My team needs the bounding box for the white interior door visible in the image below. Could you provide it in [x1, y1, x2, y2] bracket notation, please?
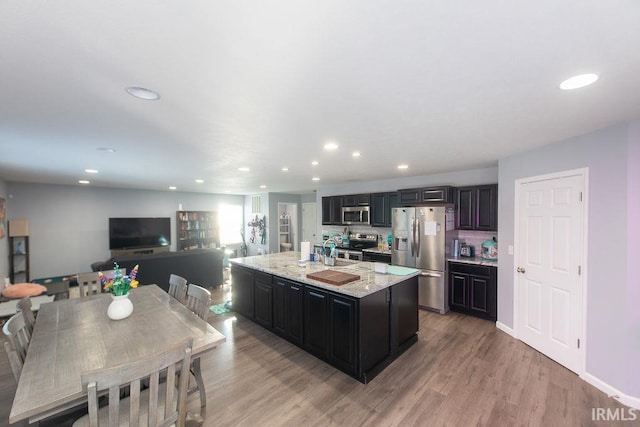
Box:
[515, 170, 585, 374]
[302, 202, 317, 244]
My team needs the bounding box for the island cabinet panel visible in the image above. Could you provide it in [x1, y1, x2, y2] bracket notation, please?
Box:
[230, 260, 419, 384]
[273, 278, 304, 346]
[392, 276, 419, 348]
[359, 289, 390, 374]
[328, 294, 358, 374]
[304, 287, 328, 357]
[231, 265, 254, 319]
[254, 272, 273, 328]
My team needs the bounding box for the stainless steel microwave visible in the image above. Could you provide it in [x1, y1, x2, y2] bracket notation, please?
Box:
[341, 206, 370, 225]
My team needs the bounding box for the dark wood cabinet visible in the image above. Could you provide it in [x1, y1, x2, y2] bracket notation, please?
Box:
[231, 265, 254, 319]
[230, 263, 418, 383]
[362, 251, 392, 264]
[342, 194, 370, 207]
[254, 272, 273, 328]
[448, 262, 497, 321]
[273, 278, 304, 346]
[328, 294, 358, 374]
[371, 192, 398, 227]
[455, 184, 497, 231]
[321, 196, 343, 225]
[304, 287, 328, 357]
[398, 186, 455, 204]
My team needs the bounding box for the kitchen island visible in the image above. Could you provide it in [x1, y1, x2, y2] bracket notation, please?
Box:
[230, 252, 419, 383]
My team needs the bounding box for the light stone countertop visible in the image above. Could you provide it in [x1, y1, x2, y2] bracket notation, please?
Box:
[230, 251, 419, 299]
[362, 248, 392, 255]
[447, 255, 498, 268]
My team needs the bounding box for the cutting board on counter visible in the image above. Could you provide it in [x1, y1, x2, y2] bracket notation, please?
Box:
[306, 270, 360, 286]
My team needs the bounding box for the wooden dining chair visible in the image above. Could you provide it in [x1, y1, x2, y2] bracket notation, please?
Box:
[77, 272, 102, 297]
[185, 284, 211, 408]
[16, 296, 36, 335]
[3, 312, 32, 381]
[168, 274, 188, 304]
[72, 338, 193, 427]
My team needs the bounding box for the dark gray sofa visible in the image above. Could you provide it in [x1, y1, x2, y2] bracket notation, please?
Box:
[93, 249, 224, 293]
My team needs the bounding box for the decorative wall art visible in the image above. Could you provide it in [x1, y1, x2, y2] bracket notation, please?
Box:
[247, 214, 267, 245]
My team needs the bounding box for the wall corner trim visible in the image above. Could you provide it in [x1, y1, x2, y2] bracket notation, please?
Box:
[582, 372, 640, 410]
[495, 321, 514, 336]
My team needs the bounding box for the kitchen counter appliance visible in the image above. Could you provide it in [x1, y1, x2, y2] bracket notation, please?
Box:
[341, 206, 370, 225]
[392, 205, 455, 314]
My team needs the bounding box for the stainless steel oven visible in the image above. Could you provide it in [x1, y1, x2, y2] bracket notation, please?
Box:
[341, 206, 370, 225]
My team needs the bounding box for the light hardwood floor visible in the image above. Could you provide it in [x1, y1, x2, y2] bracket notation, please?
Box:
[1, 283, 635, 426]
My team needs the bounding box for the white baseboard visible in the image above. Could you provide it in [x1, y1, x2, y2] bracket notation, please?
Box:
[495, 321, 514, 337]
[582, 372, 640, 410]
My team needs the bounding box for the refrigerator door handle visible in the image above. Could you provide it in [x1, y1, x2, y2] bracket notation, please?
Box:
[420, 271, 443, 278]
[415, 218, 421, 257]
[411, 216, 416, 256]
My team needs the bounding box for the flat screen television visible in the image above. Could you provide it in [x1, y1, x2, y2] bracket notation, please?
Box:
[109, 217, 171, 250]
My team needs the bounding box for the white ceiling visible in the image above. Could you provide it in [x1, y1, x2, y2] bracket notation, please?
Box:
[2, 1, 640, 195]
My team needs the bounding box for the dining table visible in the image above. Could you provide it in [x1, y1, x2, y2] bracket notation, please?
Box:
[9, 284, 226, 424]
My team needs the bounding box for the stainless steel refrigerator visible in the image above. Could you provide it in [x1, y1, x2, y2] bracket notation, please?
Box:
[391, 205, 455, 314]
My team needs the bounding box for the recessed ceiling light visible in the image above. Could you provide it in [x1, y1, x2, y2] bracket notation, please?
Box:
[238, 167, 250, 172]
[195, 179, 204, 184]
[78, 180, 90, 185]
[259, 185, 267, 189]
[560, 73, 598, 90]
[323, 142, 339, 150]
[169, 186, 177, 190]
[125, 87, 160, 100]
[312, 177, 320, 181]
[397, 164, 409, 170]
[352, 151, 361, 158]
[97, 147, 116, 153]
[282, 167, 289, 172]
[311, 161, 319, 166]
[84, 169, 98, 174]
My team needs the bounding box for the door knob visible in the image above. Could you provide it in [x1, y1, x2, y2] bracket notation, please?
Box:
[517, 267, 526, 273]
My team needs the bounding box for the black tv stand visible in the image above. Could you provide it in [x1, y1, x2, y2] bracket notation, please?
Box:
[110, 246, 170, 258]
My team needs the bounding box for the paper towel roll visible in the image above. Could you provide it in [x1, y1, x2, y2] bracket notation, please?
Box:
[300, 241, 311, 261]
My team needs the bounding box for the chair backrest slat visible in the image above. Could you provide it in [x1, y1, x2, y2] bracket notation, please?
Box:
[81, 338, 193, 427]
[77, 272, 102, 297]
[3, 312, 31, 363]
[16, 297, 35, 335]
[185, 284, 211, 321]
[168, 274, 188, 304]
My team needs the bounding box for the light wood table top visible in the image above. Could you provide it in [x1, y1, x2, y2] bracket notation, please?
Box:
[9, 285, 226, 424]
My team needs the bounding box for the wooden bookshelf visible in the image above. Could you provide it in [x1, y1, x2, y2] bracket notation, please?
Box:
[176, 210, 220, 251]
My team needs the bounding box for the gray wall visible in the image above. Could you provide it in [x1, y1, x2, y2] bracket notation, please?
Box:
[498, 122, 637, 399]
[626, 122, 640, 397]
[5, 183, 244, 278]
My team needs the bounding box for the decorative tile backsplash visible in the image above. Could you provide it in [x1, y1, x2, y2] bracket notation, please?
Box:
[454, 230, 498, 255]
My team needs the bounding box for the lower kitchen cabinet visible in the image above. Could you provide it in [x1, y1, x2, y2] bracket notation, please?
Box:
[230, 265, 254, 319]
[230, 262, 418, 383]
[328, 294, 358, 374]
[254, 272, 273, 328]
[304, 286, 328, 357]
[273, 278, 304, 346]
[448, 262, 497, 321]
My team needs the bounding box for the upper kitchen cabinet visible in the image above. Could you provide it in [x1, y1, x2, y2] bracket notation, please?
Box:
[342, 194, 370, 207]
[398, 186, 455, 204]
[370, 192, 398, 227]
[455, 184, 498, 231]
[322, 196, 343, 225]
